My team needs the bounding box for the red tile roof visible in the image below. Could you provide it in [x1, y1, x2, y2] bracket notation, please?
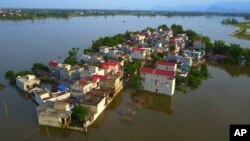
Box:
[157, 61, 176, 67]
[132, 48, 146, 52]
[92, 76, 99, 83]
[140, 67, 155, 74]
[155, 69, 175, 77]
[49, 60, 59, 67]
[140, 67, 175, 77]
[105, 61, 120, 66]
[102, 64, 108, 69]
[92, 75, 108, 81]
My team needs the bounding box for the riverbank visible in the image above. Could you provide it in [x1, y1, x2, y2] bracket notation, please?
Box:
[231, 22, 250, 40]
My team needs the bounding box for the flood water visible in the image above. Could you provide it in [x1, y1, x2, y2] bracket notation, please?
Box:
[0, 16, 250, 141]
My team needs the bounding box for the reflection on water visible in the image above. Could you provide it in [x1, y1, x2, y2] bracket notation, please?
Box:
[131, 90, 173, 114]
[208, 62, 250, 77]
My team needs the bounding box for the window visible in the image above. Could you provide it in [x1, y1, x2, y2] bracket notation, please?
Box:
[142, 86, 144, 90]
[155, 80, 159, 85]
[155, 89, 158, 92]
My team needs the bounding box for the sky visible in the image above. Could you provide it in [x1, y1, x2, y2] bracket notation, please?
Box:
[0, 0, 250, 10]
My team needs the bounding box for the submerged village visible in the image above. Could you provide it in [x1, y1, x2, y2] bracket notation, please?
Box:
[5, 24, 249, 132]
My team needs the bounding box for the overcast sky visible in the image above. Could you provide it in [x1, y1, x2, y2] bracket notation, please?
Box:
[0, 0, 250, 9]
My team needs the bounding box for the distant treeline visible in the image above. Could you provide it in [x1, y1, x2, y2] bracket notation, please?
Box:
[1, 8, 250, 20]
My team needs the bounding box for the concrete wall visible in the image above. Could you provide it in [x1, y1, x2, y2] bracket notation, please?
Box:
[141, 73, 175, 95]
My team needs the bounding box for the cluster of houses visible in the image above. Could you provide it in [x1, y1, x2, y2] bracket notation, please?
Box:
[16, 59, 124, 129]
[15, 26, 205, 131]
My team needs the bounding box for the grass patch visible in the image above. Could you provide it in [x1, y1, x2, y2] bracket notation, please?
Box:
[0, 83, 5, 90]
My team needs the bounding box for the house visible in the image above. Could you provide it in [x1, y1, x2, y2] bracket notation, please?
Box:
[140, 67, 176, 95]
[156, 61, 177, 71]
[16, 75, 40, 91]
[166, 53, 193, 66]
[100, 74, 123, 95]
[130, 48, 147, 60]
[59, 64, 84, 81]
[102, 61, 121, 75]
[81, 90, 110, 116]
[48, 60, 61, 77]
[80, 66, 105, 78]
[183, 49, 203, 60]
[99, 46, 113, 54]
[81, 53, 104, 63]
[70, 78, 95, 95]
[107, 49, 119, 57]
[34, 89, 71, 105]
[37, 101, 72, 128]
[193, 39, 205, 50]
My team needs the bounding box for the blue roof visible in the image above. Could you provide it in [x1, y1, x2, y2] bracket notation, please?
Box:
[57, 85, 68, 91]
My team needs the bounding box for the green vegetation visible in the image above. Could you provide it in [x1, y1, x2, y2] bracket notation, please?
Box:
[123, 61, 142, 88]
[176, 64, 210, 91]
[158, 24, 168, 31]
[171, 24, 184, 36]
[85, 31, 132, 52]
[0, 83, 5, 90]
[231, 22, 250, 40]
[64, 47, 80, 66]
[221, 17, 239, 24]
[5, 70, 34, 86]
[71, 105, 89, 123]
[31, 63, 49, 72]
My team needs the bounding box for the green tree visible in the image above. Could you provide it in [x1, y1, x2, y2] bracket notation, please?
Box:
[5, 70, 15, 80]
[200, 64, 210, 77]
[171, 24, 184, 35]
[31, 63, 49, 72]
[71, 105, 89, 123]
[131, 74, 142, 88]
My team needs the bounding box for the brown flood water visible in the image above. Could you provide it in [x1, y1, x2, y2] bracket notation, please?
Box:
[1, 64, 250, 141]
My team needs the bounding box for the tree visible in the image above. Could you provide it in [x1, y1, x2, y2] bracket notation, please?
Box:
[71, 105, 89, 123]
[64, 47, 80, 65]
[5, 70, 15, 80]
[131, 74, 142, 88]
[171, 24, 184, 35]
[31, 63, 49, 72]
[200, 64, 210, 77]
[158, 24, 168, 31]
[186, 29, 199, 41]
[201, 36, 213, 53]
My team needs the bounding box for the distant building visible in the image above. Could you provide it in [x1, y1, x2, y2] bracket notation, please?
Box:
[99, 46, 113, 54]
[102, 61, 121, 75]
[16, 75, 40, 91]
[140, 66, 176, 95]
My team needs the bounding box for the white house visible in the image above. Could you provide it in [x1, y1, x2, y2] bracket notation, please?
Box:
[99, 46, 113, 54]
[102, 61, 121, 75]
[156, 61, 177, 71]
[70, 78, 95, 96]
[34, 89, 71, 105]
[183, 49, 202, 60]
[16, 75, 40, 91]
[59, 64, 84, 81]
[81, 53, 104, 63]
[80, 66, 105, 78]
[166, 53, 193, 66]
[140, 67, 176, 95]
[130, 47, 147, 60]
